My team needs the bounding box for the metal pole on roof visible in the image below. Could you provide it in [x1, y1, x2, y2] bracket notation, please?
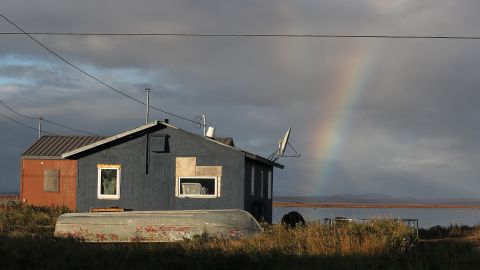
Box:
[202, 115, 206, 137]
[38, 116, 43, 138]
[145, 88, 150, 124]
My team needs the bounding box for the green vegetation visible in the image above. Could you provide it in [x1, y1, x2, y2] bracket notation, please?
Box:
[0, 203, 479, 269]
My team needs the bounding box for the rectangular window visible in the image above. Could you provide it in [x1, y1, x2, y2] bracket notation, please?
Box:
[268, 170, 272, 200]
[177, 176, 219, 198]
[250, 165, 255, 195]
[97, 165, 121, 200]
[260, 171, 264, 199]
[44, 169, 60, 192]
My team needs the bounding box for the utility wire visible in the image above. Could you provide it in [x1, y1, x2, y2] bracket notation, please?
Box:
[0, 99, 99, 136]
[2, 15, 478, 129]
[0, 100, 36, 120]
[0, 110, 55, 135]
[2, 32, 480, 40]
[42, 118, 98, 136]
[0, 14, 201, 126]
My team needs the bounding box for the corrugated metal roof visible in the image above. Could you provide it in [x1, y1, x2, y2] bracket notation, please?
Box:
[22, 135, 107, 159]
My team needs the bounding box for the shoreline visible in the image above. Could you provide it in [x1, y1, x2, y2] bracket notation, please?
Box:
[273, 201, 480, 209]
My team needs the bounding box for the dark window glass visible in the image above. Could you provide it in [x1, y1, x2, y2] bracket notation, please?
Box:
[180, 178, 215, 195]
[151, 135, 168, 153]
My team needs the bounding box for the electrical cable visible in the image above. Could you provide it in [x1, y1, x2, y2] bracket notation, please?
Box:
[0, 99, 36, 119]
[1, 32, 480, 39]
[0, 110, 56, 135]
[0, 14, 202, 126]
[0, 99, 99, 136]
[6, 15, 478, 131]
[42, 118, 99, 136]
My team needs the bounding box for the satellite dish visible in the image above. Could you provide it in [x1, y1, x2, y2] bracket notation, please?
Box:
[279, 128, 291, 156]
[268, 128, 300, 162]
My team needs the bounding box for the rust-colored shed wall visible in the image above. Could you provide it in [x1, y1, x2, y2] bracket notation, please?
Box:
[20, 159, 77, 210]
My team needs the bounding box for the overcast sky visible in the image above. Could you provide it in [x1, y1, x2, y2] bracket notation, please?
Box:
[2, 0, 480, 198]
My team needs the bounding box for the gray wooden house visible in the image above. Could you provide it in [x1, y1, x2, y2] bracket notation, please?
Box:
[61, 120, 283, 223]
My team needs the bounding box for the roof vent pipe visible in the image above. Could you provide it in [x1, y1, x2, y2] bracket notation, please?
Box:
[206, 127, 215, 138]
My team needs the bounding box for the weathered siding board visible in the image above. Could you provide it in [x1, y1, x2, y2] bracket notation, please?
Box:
[76, 126, 245, 213]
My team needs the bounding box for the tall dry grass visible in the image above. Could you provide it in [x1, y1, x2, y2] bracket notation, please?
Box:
[0, 203, 416, 255]
[2, 204, 480, 269]
[0, 202, 70, 237]
[419, 224, 480, 240]
[182, 220, 416, 256]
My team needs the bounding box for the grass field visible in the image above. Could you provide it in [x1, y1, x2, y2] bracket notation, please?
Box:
[1, 202, 479, 269]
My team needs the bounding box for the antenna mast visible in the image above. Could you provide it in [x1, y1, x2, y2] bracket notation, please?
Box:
[202, 115, 206, 136]
[145, 88, 150, 124]
[38, 116, 43, 138]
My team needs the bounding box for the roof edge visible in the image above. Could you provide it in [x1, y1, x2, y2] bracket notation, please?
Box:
[60, 120, 284, 169]
[21, 155, 64, 160]
[205, 137, 284, 169]
[61, 120, 173, 158]
[245, 152, 284, 169]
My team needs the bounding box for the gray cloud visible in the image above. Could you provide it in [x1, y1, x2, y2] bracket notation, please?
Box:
[1, 1, 480, 198]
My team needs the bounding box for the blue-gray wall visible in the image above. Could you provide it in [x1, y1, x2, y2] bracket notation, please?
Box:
[244, 158, 274, 223]
[75, 125, 246, 213]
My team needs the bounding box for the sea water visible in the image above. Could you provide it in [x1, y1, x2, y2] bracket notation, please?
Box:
[273, 207, 480, 228]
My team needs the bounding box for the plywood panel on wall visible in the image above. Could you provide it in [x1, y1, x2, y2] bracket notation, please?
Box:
[196, 166, 222, 177]
[175, 157, 196, 178]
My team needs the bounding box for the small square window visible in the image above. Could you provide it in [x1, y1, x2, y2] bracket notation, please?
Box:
[177, 177, 218, 198]
[44, 169, 59, 192]
[150, 135, 169, 153]
[97, 165, 121, 200]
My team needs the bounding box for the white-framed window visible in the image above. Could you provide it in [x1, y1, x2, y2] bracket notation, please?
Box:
[97, 165, 121, 200]
[250, 165, 255, 195]
[177, 176, 219, 198]
[260, 170, 264, 199]
[267, 170, 272, 200]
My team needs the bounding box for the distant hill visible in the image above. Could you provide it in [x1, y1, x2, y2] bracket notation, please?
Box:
[274, 193, 480, 206]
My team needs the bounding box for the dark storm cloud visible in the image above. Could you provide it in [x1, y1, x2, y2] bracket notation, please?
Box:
[1, 1, 480, 197]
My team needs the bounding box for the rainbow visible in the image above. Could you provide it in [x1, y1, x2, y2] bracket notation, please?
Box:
[305, 42, 383, 196]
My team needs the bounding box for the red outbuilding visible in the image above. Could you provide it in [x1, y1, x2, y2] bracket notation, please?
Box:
[20, 136, 105, 209]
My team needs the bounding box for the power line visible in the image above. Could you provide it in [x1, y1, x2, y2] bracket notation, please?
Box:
[0, 110, 55, 135]
[42, 118, 98, 136]
[0, 14, 202, 126]
[1, 32, 480, 40]
[0, 99, 99, 136]
[0, 99, 36, 120]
